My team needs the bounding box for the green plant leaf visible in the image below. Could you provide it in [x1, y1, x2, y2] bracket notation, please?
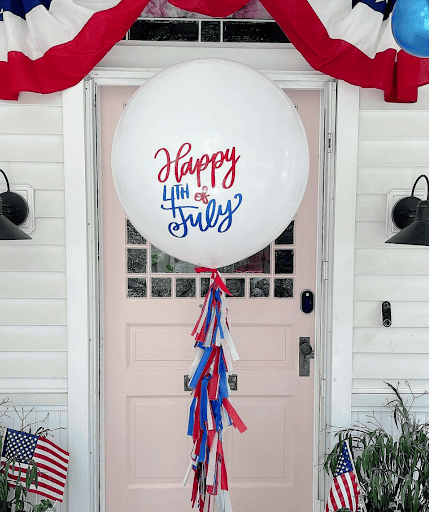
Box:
[413, 480, 420, 512]
[33, 464, 38, 489]
[25, 465, 31, 489]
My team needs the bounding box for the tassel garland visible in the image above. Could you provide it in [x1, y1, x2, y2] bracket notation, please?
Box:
[183, 268, 246, 512]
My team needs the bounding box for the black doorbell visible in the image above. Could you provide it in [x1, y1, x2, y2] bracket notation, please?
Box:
[301, 290, 314, 314]
[381, 301, 391, 327]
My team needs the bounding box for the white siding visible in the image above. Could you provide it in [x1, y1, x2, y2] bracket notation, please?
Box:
[0, 91, 68, 507]
[352, 392, 429, 437]
[353, 85, 429, 410]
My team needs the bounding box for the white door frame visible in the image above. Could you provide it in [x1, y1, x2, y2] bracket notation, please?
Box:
[62, 48, 358, 512]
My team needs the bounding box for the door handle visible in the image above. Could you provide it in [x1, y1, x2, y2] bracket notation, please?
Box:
[299, 337, 314, 377]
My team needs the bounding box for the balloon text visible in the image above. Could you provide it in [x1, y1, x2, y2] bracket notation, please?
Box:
[155, 143, 240, 189]
[161, 184, 243, 238]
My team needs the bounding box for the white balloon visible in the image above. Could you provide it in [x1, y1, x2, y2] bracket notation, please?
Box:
[112, 59, 309, 268]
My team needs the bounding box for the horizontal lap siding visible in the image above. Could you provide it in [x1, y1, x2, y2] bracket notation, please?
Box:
[0, 94, 68, 511]
[0, 93, 67, 410]
[0, 325, 67, 350]
[0, 272, 66, 298]
[352, 393, 429, 435]
[353, 87, 429, 407]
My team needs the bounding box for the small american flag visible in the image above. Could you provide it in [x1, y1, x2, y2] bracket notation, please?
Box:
[325, 441, 360, 512]
[1, 428, 69, 502]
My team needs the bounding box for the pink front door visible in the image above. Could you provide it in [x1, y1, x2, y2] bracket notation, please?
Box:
[100, 84, 320, 512]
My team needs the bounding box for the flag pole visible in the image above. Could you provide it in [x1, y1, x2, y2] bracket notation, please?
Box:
[344, 440, 367, 512]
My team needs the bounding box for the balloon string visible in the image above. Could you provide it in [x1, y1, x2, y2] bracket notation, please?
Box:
[195, 267, 232, 296]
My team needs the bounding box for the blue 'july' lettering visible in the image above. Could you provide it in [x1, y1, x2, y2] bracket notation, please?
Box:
[161, 185, 242, 238]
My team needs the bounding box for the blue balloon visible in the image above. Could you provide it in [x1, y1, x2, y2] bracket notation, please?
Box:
[392, 0, 429, 57]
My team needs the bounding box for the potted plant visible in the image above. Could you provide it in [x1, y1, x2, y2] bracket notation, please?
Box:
[0, 401, 57, 512]
[0, 451, 56, 512]
[324, 382, 429, 512]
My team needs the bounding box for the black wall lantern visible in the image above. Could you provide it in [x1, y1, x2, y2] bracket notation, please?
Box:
[0, 169, 31, 240]
[386, 175, 429, 246]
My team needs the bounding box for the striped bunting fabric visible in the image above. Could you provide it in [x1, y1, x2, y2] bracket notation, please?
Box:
[0, 0, 149, 100]
[2, 0, 429, 102]
[1, 428, 69, 502]
[171, 0, 429, 102]
[260, 0, 429, 102]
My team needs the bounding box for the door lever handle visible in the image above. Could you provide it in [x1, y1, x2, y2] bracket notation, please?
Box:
[299, 337, 314, 377]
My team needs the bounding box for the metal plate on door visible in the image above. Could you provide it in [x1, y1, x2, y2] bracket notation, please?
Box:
[299, 337, 314, 377]
[184, 374, 237, 391]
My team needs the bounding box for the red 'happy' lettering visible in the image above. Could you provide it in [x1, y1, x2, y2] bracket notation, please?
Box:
[154, 143, 240, 189]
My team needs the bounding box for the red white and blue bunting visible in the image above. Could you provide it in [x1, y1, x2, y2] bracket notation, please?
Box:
[0, 0, 148, 100]
[183, 269, 246, 512]
[2, 0, 429, 101]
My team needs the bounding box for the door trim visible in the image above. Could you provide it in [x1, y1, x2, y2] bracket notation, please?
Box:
[63, 60, 358, 512]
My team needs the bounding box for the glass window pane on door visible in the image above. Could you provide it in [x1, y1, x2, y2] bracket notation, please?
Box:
[125, 217, 296, 299]
[127, 248, 147, 273]
[225, 278, 245, 297]
[274, 278, 294, 298]
[250, 278, 270, 298]
[275, 249, 294, 274]
[151, 246, 196, 273]
[275, 221, 294, 245]
[151, 277, 172, 297]
[127, 220, 146, 244]
[218, 245, 270, 274]
[128, 277, 147, 298]
[176, 278, 196, 298]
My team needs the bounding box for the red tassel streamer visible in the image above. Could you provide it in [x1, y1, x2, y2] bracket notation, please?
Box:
[184, 269, 246, 511]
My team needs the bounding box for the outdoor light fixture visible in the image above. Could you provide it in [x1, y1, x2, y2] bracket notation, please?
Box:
[0, 169, 31, 240]
[386, 174, 429, 245]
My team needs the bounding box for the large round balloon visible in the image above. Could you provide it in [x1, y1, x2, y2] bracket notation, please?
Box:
[392, 0, 429, 58]
[112, 59, 309, 268]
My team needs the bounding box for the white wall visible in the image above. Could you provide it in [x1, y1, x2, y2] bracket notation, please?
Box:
[352, 84, 429, 418]
[0, 91, 68, 511]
